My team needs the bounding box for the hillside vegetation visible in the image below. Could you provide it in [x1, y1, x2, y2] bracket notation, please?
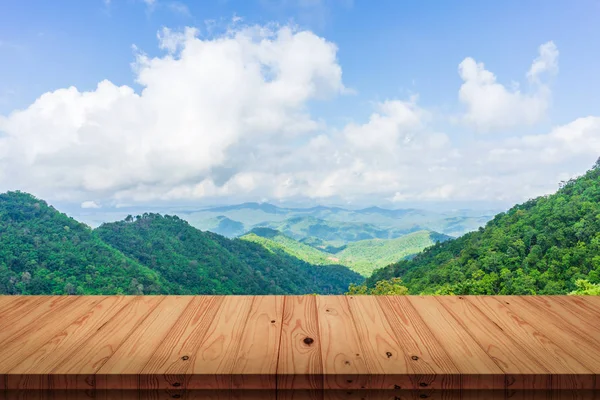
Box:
[0, 192, 167, 295]
[241, 228, 449, 276]
[365, 161, 600, 295]
[0, 192, 362, 295]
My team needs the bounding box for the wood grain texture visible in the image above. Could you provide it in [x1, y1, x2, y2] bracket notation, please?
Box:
[187, 296, 254, 389]
[0, 295, 599, 392]
[437, 296, 551, 389]
[8, 296, 134, 389]
[277, 296, 323, 391]
[407, 296, 505, 389]
[50, 296, 164, 390]
[376, 296, 461, 390]
[316, 296, 370, 390]
[467, 296, 595, 389]
[139, 296, 223, 390]
[95, 296, 193, 389]
[231, 295, 284, 389]
[346, 296, 415, 389]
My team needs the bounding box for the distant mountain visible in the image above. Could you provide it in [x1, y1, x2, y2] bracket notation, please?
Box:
[183, 202, 498, 243]
[241, 228, 343, 266]
[210, 215, 245, 237]
[241, 227, 450, 277]
[0, 192, 362, 295]
[258, 216, 415, 245]
[365, 161, 600, 295]
[336, 231, 452, 276]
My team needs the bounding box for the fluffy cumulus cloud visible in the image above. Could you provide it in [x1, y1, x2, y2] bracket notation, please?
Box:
[458, 41, 558, 132]
[0, 27, 597, 206]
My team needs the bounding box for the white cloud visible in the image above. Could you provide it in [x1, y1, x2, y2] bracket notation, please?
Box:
[0, 30, 596, 206]
[0, 24, 345, 203]
[81, 200, 101, 209]
[458, 41, 558, 132]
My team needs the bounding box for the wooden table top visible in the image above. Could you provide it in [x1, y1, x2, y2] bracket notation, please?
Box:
[0, 295, 599, 391]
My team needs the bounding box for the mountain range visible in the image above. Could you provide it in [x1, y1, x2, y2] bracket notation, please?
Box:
[184, 202, 498, 244]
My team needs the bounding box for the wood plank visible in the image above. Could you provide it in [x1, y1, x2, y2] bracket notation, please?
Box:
[96, 296, 193, 389]
[49, 295, 164, 390]
[0, 296, 103, 387]
[231, 295, 284, 389]
[501, 296, 600, 390]
[7, 296, 134, 389]
[277, 296, 323, 391]
[376, 296, 461, 390]
[139, 296, 224, 390]
[407, 296, 505, 389]
[554, 296, 600, 325]
[438, 296, 551, 389]
[186, 296, 254, 389]
[0, 296, 48, 326]
[346, 296, 416, 389]
[0, 296, 81, 345]
[316, 296, 370, 390]
[518, 296, 600, 348]
[467, 296, 595, 389]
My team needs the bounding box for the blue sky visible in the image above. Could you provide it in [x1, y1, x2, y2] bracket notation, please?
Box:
[1, 0, 599, 209]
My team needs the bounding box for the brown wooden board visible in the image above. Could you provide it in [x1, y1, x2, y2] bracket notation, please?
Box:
[0, 295, 599, 392]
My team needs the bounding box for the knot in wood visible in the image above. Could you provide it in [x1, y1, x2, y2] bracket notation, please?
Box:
[172, 395, 181, 399]
[411, 356, 419, 360]
[386, 351, 393, 358]
[419, 382, 428, 387]
[172, 382, 181, 387]
[181, 356, 189, 361]
[420, 395, 429, 399]
[303, 337, 314, 345]
[271, 320, 276, 323]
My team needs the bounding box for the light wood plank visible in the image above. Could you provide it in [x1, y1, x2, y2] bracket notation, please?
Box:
[139, 296, 224, 390]
[316, 296, 370, 389]
[187, 296, 254, 389]
[0, 296, 48, 326]
[553, 296, 600, 327]
[375, 296, 460, 390]
[231, 295, 283, 389]
[519, 296, 600, 348]
[0, 296, 103, 381]
[96, 296, 193, 389]
[0, 296, 81, 346]
[407, 296, 505, 389]
[49, 295, 164, 390]
[346, 296, 413, 389]
[438, 296, 551, 389]
[7, 296, 134, 389]
[467, 296, 595, 389]
[277, 296, 323, 391]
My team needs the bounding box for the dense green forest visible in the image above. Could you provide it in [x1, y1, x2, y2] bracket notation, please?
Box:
[242, 228, 449, 276]
[97, 215, 361, 294]
[0, 191, 167, 295]
[364, 161, 600, 295]
[0, 192, 362, 295]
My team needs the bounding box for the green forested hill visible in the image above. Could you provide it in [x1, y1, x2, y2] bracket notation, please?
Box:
[241, 228, 341, 266]
[366, 161, 600, 295]
[0, 191, 167, 295]
[337, 231, 451, 275]
[0, 192, 362, 295]
[241, 227, 449, 277]
[96, 214, 363, 294]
